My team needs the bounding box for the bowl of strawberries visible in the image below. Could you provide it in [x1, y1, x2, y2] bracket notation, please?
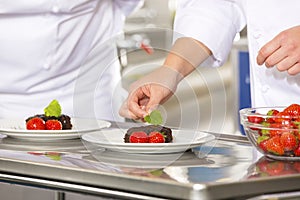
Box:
[240, 103, 300, 161]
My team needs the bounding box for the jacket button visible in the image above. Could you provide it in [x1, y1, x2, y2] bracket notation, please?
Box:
[43, 63, 50, 70]
[52, 6, 59, 13]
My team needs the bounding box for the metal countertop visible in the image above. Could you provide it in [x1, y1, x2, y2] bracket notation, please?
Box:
[0, 121, 300, 200]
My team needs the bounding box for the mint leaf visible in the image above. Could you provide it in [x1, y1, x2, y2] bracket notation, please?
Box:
[44, 99, 61, 117]
[144, 110, 163, 125]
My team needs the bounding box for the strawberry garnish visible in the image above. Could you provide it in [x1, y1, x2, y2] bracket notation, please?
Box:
[129, 131, 149, 143]
[149, 131, 165, 143]
[45, 119, 62, 130]
[26, 117, 46, 130]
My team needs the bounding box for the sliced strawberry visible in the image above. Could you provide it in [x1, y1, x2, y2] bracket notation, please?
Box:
[149, 132, 165, 143]
[129, 131, 149, 143]
[26, 117, 46, 130]
[280, 132, 298, 152]
[45, 120, 62, 130]
[265, 135, 284, 155]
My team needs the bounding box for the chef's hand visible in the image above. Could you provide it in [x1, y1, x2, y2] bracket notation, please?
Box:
[119, 37, 211, 120]
[119, 66, 183, 120]
[257, 25, 300, 75]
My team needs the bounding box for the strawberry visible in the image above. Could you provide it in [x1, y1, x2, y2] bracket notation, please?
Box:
[294, 144, 300, 156]
[274, 111, 292, 124]
[265, 135, 284, 155]
[257, 135, 269, 152]
[283, 103, 300, 119]
[26, 117, 46, 130]
[280, 132, 298, 152]
[149, 132, 165, 143]
[247, 114, 264, 124]
[266, 109, 280, 123]
[45, 119, 62, 130]
[292, 120, 300, 128]
[269, 123, 285, 137]
[129, 131, 149, 143]
[247, 114, 265, 131]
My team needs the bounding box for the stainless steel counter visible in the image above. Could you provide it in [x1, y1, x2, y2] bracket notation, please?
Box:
[0, 121, 300, 200]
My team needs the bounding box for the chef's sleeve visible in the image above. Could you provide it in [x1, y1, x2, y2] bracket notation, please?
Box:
[173, 0, 246, 67]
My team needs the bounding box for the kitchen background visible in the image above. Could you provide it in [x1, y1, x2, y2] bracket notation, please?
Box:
[1, 1, 249, 200]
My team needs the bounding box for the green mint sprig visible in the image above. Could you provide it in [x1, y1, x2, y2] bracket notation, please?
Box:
[44, 99, 62, 117]
[144, 110, 163, 125]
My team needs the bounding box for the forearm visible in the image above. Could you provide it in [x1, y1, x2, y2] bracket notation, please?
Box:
[163, 37, 212, 80]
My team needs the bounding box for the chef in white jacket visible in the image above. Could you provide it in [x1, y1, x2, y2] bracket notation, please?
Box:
[119, 0, 300, 120]
[0, 0, 142, 121]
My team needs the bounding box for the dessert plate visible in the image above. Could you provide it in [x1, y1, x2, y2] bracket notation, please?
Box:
[82, 129, 215, 154]
[0, 118, 111, 140]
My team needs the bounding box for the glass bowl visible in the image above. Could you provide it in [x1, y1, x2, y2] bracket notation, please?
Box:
[240, 106, 300, 161]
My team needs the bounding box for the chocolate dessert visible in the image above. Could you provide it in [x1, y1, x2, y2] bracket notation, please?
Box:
[26, 114, 72, 130]
[124, 125, 173, 143]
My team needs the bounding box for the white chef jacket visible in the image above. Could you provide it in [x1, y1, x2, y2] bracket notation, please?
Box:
[174, 0, 300, 107]
[0, 0, 142, 121]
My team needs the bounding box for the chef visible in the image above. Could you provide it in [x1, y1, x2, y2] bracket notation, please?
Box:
[119, 0, 300, 120]
[0, 0, 143, 121]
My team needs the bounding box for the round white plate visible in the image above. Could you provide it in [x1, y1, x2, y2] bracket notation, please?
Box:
[82, 128, 215, 154]
[0, 118, 111, 140]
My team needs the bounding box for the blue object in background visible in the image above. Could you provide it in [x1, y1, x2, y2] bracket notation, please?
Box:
[238, 51, 251, 135]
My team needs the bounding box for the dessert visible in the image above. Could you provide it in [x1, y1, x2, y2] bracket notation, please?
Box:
[25, 100, 72, 130]
[124, 125, 173, 143]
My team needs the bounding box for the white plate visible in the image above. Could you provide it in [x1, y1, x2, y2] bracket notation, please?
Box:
[0, 118, 111, 140]
[82, 128, 215, 154]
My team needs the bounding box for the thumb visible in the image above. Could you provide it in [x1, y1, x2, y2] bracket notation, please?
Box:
[145, 94, 161, 114]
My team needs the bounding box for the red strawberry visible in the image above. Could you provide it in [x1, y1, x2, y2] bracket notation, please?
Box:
[269, 123, 285, 137]
[292, 120, 300, 129]
[265, 135, 284, 155]
[266, 109, 280, 123]
[149, 132, 165, 143]
[274, 111, 292, 124]
[45, 120, 62, 130]
[26, 117, 46, 130]
[129, 131, 149, 143]
[257, 135, 269, 152]
[280, 132, 298, 152]
[247, 114, 264, 124]
[247, 114, 265, 131]
[294, 144, 300, 156]
[283, 103, 300, 118]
